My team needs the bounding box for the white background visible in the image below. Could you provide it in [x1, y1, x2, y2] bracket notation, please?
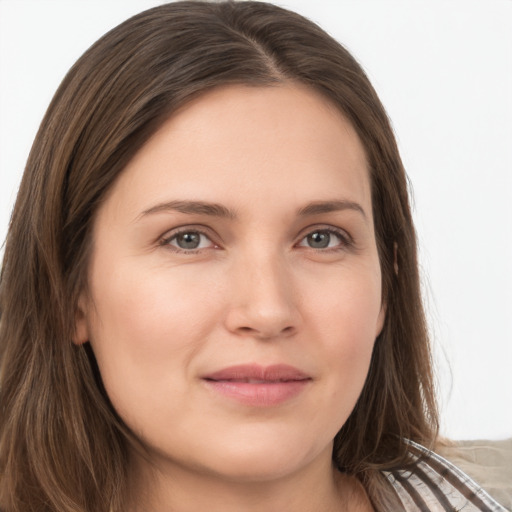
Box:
[0, 0, 511, 440]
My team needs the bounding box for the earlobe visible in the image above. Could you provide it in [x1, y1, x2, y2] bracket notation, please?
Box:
[72, 296, 89, 345]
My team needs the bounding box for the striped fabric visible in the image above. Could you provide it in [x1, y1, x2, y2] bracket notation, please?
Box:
[384, 440, 508, 511]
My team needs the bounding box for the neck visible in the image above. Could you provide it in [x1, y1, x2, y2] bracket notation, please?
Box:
[124, 446, 372, 512]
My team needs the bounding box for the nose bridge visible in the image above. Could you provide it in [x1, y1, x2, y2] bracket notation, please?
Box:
[226, 243, 298, 338]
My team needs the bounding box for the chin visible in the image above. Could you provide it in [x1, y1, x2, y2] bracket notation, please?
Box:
[200, 453, 312, 484]
[184, 427, 334, 483]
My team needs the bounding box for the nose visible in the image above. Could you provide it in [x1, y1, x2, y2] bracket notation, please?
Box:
[224, 251, 300, 340]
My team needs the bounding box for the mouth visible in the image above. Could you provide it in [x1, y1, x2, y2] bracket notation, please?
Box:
[202, 364, 312, 406]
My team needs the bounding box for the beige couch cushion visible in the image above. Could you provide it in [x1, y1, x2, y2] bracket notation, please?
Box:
[437, 438, 512, 510]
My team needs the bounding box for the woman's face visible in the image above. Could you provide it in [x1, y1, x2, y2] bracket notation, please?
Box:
[76, 84, 385, 482]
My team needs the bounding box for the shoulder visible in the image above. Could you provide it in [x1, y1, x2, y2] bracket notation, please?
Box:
[381, 439, 511, 511]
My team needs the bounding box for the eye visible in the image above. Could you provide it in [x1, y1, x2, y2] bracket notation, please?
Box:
[297, 229, 350, 250]
[163, 230, 216, 252]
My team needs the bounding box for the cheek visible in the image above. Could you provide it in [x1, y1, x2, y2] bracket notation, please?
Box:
[302, 264, 382, 405]
[89, 258, 222, 341]
[304, 259, 382, 345]
[85, 262, 223, 414]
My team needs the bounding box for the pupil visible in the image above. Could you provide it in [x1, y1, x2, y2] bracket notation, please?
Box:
[177, 232, 200, 249]
[308, 231, 330, 248]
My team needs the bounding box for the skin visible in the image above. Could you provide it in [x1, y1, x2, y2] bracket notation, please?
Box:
[75, 84, 384, 511]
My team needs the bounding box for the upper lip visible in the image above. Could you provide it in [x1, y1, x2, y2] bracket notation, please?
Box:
[203, 364, 311, 382]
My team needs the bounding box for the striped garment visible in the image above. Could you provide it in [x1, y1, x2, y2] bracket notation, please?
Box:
[384, 440, 508, 511]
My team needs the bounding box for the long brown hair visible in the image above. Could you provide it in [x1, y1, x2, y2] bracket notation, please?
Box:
[0, 2, 438, 510]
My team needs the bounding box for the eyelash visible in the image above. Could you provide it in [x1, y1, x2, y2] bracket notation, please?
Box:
[296, 226, 354, 252]
[160, 227, 217, 254]
[159, 225, 354, 254]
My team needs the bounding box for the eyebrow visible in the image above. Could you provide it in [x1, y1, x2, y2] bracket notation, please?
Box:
[138, 200, 237, 220]
[137, 199, 367, 221]
[297, 200, 367, 220]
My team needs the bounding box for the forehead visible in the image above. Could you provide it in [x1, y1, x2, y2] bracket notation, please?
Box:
[101, 83, 372, 222]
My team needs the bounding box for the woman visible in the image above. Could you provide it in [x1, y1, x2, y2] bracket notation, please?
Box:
[0, 2, 507, 511]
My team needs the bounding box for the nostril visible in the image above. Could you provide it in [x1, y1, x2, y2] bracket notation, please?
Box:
[278, 326, 295, 337]
[247, 325, 296, 339]
[234, 325, 295, 339]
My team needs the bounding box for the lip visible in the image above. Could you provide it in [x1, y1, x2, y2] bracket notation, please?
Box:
[202, 364, 311, 407]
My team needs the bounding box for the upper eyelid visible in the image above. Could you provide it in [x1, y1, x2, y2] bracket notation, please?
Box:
[160, 224, 216, 241]
[296, 224, 353, 242]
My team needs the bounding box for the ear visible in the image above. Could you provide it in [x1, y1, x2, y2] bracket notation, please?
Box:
[375, 301, 387, 338]
[375, 242, 397, 338]
[72, 294, 89, 345]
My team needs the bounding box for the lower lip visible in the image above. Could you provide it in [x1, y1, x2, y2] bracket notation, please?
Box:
[203, 379, 310, 407]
